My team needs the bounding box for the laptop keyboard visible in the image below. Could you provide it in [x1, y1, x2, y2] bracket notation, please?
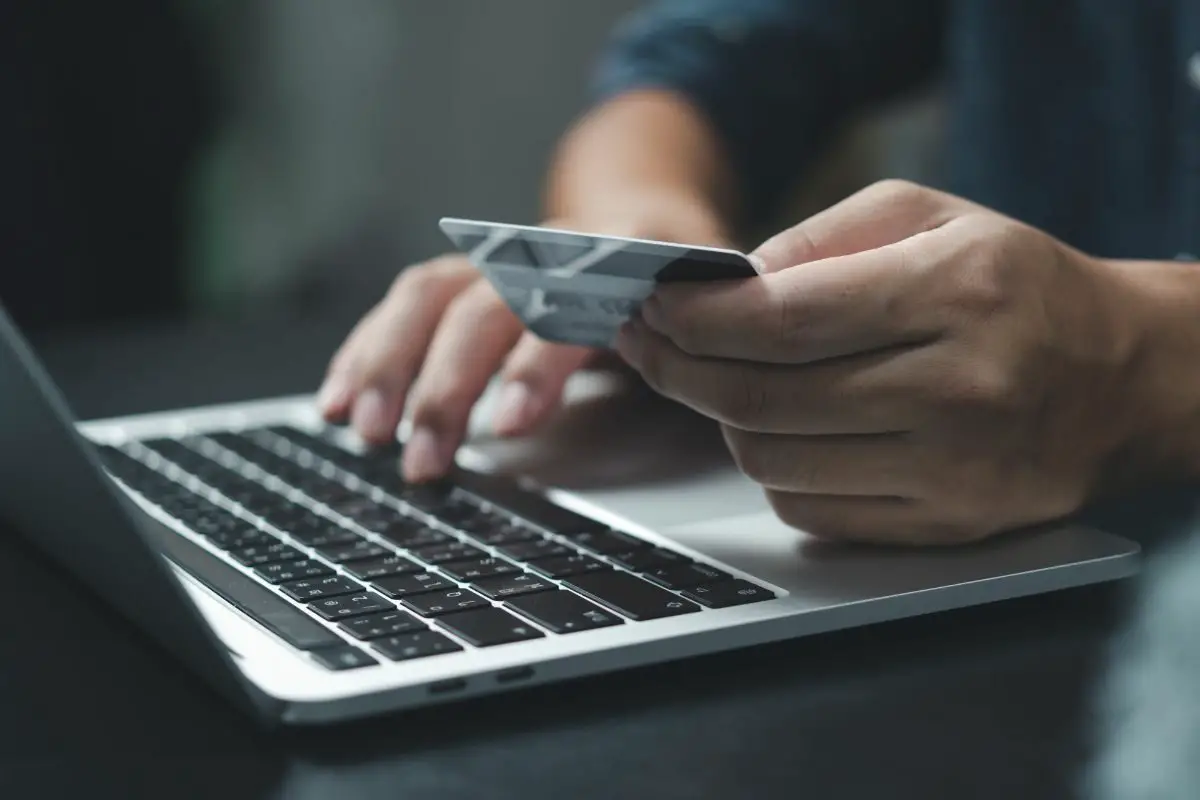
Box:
[94, 425, 776, 670]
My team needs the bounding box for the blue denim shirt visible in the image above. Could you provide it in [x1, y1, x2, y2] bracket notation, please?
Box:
[593, 0, 1200, 260]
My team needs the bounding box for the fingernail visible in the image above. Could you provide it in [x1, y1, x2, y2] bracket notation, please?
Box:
[492, 381, 538, 436]
[316, 376, 351, 416]
[350, 387, 392, 441]
[402, 426, 446, 482]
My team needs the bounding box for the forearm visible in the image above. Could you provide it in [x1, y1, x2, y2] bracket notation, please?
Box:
[543, 89, 739, 246]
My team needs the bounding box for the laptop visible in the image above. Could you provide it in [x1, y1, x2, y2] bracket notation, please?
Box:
[0, 302, 1140, 726]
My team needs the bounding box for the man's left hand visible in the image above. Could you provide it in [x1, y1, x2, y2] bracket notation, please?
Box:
[615, 180, 1160, 545]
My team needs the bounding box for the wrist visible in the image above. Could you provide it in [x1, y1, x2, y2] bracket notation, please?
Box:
[1097, 256, 1200, 489]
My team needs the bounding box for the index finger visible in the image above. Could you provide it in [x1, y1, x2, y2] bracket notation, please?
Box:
[641, 236, 948, 364]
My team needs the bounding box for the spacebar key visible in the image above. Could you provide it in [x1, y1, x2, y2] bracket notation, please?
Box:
[563, 571, 701, 621]
[154, 525, 342, 650]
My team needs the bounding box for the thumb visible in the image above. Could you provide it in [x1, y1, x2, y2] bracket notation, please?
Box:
[751, 179, 961, 274]
[491, 333, 595, 437]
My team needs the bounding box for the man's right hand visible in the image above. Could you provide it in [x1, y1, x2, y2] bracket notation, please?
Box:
[317, 214, 730, 484]
[316, 248, 596, 482]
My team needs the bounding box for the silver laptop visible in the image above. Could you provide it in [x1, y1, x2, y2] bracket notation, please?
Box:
[0, 302, 1140, 726]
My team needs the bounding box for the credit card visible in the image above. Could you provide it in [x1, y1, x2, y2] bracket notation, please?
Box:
[439, 217, 758, 348]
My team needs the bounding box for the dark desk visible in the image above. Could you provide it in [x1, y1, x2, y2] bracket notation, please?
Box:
[0, 315, 1179, 799]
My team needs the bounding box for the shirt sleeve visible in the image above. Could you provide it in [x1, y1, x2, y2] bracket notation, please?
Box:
[592, 0, 948, 221]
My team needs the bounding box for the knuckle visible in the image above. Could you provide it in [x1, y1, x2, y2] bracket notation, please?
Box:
[938, 358, 1014, 413]
[865, 178, 926, 206]
[389, 255, 474, 298]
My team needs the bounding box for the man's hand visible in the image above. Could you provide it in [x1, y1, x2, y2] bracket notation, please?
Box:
[318, 213, 730, 483]
[615, 180, 1162, 545]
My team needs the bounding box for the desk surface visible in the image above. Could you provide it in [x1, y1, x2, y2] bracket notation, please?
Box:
[0, 313, 1187, 799]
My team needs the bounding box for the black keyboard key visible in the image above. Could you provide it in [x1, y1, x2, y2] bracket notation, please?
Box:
[471, 573, 556, 600]
[495, 538, 573, 562]
[344, 555, 421, 581]
[438, 557, 520, 582]
[460, 523, 541, 547]
[230, 542, 304, 567]
[254, 559, 333, 584]
[506, 590, 624, 634]
[372, 572, 453, 598]
[309, 645, 378, 670]
[280, 575, 363, 602]
[410, 541, 486, 565]
[372, 631, 463, 661]
[567, 529, 651, 555]
[679, 580, 776, 608]
[400, 588, 489, 617]
[436, 607, 545, 647]
[528, 554, 609, 579]
[377, 522, 452, 550]
[314, 539, 390, 564]
[151, 523, 342, 650]
[284, 523, 359, 549]
[563, 571, 701, 621]
[338, 610, 424, 640]
[204, 526, 277, 551]
[608, 547, 691, 572]
[643, 563, 731, 590]
[452, 470, 605, 535]
[310, 592, 394, 620]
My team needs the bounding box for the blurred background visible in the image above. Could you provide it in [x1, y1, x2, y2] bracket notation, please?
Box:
[2, 0, 942, 339]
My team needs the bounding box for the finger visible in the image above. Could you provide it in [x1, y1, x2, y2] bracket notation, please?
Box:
[765, 491, 985, 546]
[318, 257, 478, 436]
[721, 427, 920, 498]
[402, 280, 524, 481]
[643, 236, 949, 364]
[752, 179, 969, 273]
[492, 334, 595, 437]
[616, 319, 933, 434]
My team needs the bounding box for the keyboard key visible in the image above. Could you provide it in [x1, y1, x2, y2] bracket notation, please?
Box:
[400, 588, 489, 617]
[563, 571, 701, 621]
[344, 555, 421, 581]
[338, 610, 425, 640]
[230, 542, 304, 567]
[410, 541, 486, 565]
[567, 529, 651, 555]
[372, 631, 463, 662]
[310, 592, 394, 620]
[254, 559, 333, 584]
[436, 607, 545, 647]
[204, 526, 277, 551]
[608, 548, 692, 572]
[372, 572, 453, 598]
[438, 557, 520, 582]
[643, 563, 730, 590]
[495, 538, 573, 562]
[315, 539, 390, 564]
[471, 573, 556, 600]
[528, 554, 609, 579]
[506, 590, 624, 634]
[460, 523, 540, 547]
[679, 580, 776, 608]
[377, 523, 452, 550]
[280, 575, 363, 602]
[452, 471, 605, 535]
[286, 521, 359, 548]
[309, 645, 378, 671]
